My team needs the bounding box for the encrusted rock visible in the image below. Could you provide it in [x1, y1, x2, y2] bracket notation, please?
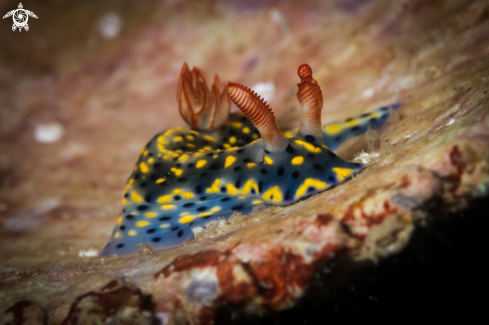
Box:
[0, 301, 46, 325]
[61, 280, 157, 325]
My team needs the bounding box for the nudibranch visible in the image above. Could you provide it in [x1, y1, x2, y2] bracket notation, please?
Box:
[100, 63, 400, 256]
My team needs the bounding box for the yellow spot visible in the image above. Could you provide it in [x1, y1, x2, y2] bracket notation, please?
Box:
[148, 157, 154, 164]
[243, 179, 258, 195]
[128, 230, 137, 236]
[198, 206, 221, 218]
[242, 127, 250, 134]
[209, 207, 221, 213]
[140, 162, 149, 173]
[136, 221, 150, 227]
[294, 178, 329, 200]
[187, 143, 195, 148]
[213, 154, 219, 159]
[206, 179, 221, 194]
[145, 212, 158, 218]
[171, 167, 183, 177]
[174, 136, 183, 142]
[160, 223, 170, 228]
[229, 136, 237, 144]
[114, 232, 121, 239]
[332, 167, 354, 182]
[295, 140, 322, 153]
[283, 131, 295, 138]
[173, 188, 182, 194]
[158, 135, 165, 142]
[230, 122, 242, 128]
[226, 183, 239, 195]
[161, 204, 176, 210]
[291, 156, 304, 165]
[262, 186, 283, 203]
[196, 160, 207, 168]
[253, 200, 263, 205]
[204, 135, 216, 142]
[223, 143, 231, 149]
[156, 178, 166, 184]
[131, 191, 144, 203]
[143, 150, 149, 156]
[121, 198, 127, 206]
[157, 195, 172, 203]
[238, 196, 247, 199]
[345, 120, 360, 127]
[129, 179, 134, 184]
[183, 192, 195, 199]
[252, 134, 259, 139]
[264, 156, 274, 165]
[179, 216, 195, 224]
[325, 124, 343, 134]
[158, 143, 166, 152]
[186, 135, 194, 141]
[247, 163, 256, 167]
[117, 217, 122, 224]
[203, 146, 212, 151]
[225, 156, 236, 168]
[178, 154, 189, 162]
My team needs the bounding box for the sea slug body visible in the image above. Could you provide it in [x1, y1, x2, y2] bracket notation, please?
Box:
[100, 63, 400, 256]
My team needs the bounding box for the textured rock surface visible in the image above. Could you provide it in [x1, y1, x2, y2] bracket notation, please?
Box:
[1, 0, 488, 324]
[61, 280, 157, 325]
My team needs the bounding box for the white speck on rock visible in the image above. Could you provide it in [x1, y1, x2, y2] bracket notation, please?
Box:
[98, 12, 123, 39]
[354, 151, 380, 164]
[251, 82, 275, 103]
[446, 118, 456, 126]
[6, 198, 60, 231]
[192, 227, 204, 236]
[362, 88, 375, 97]
[185, 268, 219, 304]
[34, 122, 64, 143]
[78, 248, 99, 257]
[217, 219, 228, 229]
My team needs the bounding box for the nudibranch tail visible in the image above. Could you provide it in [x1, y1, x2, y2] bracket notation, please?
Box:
[178, 62, 230, 132]
[296, 63, 324, 142]
[227, 82, 289, 152]
[321, 102, 402, 151]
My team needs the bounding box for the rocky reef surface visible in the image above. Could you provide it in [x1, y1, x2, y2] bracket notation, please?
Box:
[1, 0, 488, 324]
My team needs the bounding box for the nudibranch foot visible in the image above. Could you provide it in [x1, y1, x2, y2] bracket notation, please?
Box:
[100, 63, 396, 256]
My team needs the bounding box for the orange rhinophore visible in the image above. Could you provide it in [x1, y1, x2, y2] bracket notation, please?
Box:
[296, 63, 324, 141]
[227, 82, 289, 152]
